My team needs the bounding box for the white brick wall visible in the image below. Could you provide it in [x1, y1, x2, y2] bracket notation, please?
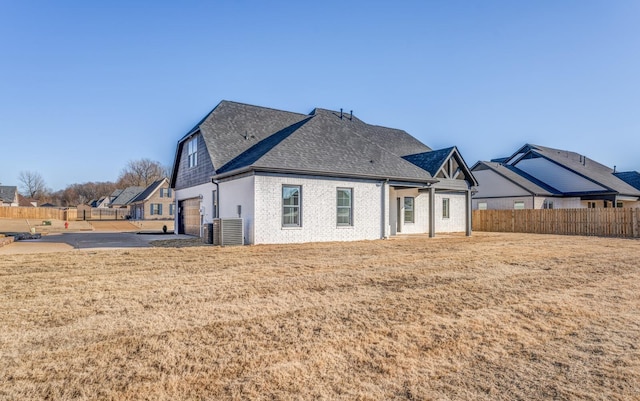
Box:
[435, 193, 466, 232]
[389, 188, 429, 234]
[253, 175, 384, 244]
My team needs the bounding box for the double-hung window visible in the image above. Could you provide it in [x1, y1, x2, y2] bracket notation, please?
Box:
[150, 204, 162, 215]
[404, 197, 415, 223]
[160, 188, 172, 198]
[187, 137, 198, 168]
[442, 198, 450, 218]
[282, 185, 301, 227]
[337, 188, 353, 226]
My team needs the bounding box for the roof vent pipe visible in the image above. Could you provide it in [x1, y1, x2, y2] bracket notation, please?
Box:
[350, 110, 353, 120]
[614, 165, 617, 173]
[340, 108, 343, 119]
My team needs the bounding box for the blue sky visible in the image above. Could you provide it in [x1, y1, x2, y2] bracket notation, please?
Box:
[1, 1, 639, 191]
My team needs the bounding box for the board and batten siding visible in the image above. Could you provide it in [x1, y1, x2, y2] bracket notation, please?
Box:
[253, 175, 384, 244]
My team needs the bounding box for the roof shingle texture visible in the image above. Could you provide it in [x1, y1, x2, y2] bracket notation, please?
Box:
[525, 144, 640, 196]
[195, 101, 437, 182]
[0, 186, 18, 203]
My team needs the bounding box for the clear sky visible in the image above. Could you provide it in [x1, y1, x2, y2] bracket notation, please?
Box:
[1, 1, 639, 191]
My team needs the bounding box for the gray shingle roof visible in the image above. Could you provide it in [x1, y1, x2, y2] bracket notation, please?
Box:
[0, 186, 18, 203]
[614, 171, 640, 191]
[197, 101, 310, 171]
[472, 161, 556, 196]
[403, 147, 454, 176]
[192, 101, 442, 183]
[523, 144, 640, 196]
[241, 108, 433, 181]
[110, 186, 144, 206]
[130, 179, 168, 203]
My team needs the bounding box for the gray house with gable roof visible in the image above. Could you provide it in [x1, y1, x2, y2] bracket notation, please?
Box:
[170, 100, 477, 244]
[471, 144, 640, 210]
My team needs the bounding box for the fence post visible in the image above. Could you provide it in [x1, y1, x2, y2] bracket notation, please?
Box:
[633, 208, 638, 238]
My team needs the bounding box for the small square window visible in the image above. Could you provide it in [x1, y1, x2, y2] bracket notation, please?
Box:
[514, 201, 525, 210]
[478, 202, 487, 210]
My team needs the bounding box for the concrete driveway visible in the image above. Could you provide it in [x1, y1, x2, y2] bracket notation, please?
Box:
[0, 232, 193, 254]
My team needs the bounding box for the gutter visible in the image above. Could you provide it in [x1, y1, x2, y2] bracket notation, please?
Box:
[212, 166, 439, 186]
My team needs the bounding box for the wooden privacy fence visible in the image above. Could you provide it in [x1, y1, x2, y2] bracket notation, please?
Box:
[0, 206, 77, 221]
[473, 208, 640, 238]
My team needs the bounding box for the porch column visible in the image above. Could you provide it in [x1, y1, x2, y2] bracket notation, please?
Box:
[380, 181, 388, 239]
[428, 186, 435, 238]
[465, 189, 472, 237]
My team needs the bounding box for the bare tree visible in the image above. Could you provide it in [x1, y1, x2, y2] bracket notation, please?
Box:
[117, 158, 168, 188]
[18, 170, 47, 199]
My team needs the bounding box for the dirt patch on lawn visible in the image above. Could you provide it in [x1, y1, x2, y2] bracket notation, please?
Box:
[1, 233, 639, 400]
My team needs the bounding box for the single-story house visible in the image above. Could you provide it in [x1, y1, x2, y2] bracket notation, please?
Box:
[0, 186, 19, 207]
[128, 178, 175, 220]
[170, 100, 477, 244]
[471, 144, 640, 210]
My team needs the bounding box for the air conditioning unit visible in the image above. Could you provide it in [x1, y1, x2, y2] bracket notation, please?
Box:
[212, 218, 244, 246]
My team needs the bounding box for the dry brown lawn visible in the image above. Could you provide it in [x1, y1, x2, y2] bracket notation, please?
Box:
[1, 233, 639, 400]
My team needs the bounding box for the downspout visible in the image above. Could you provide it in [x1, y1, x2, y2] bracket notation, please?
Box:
[212, 179, 220, 218]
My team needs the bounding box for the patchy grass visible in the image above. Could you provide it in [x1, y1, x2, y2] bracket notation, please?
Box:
[150, 237, 205, 248]
[1, 233, 639, 400]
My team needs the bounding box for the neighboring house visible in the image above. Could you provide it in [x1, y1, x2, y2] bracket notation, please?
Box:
[170, 100, 477, 244]
[18, 194, 37, 207]
[128, 178, 175, 220]
[0, 186, 19, 207]
[109, 186, 144, 209]
[90, 196, 111, 208]
[614, 171, 640, 192]
[472, 144, 640, 210]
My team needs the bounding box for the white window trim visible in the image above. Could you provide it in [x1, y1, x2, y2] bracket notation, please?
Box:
[404, 197, 415, 224]
[282, 185, 302, 228]
[336, 187, 353, 227]
[187, 137, 198, 168]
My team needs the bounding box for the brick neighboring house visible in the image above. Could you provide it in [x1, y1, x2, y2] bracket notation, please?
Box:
[471, 144, 640, 210]
[0, 186, 19, 207]
[128, 178, 175, 220]
[170, 100, 478, 243]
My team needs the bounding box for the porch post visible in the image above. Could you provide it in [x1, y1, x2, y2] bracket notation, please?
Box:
[429, 186, 435, 238]
[465, 189, 472, 236]
[380, 180, 388, 239]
